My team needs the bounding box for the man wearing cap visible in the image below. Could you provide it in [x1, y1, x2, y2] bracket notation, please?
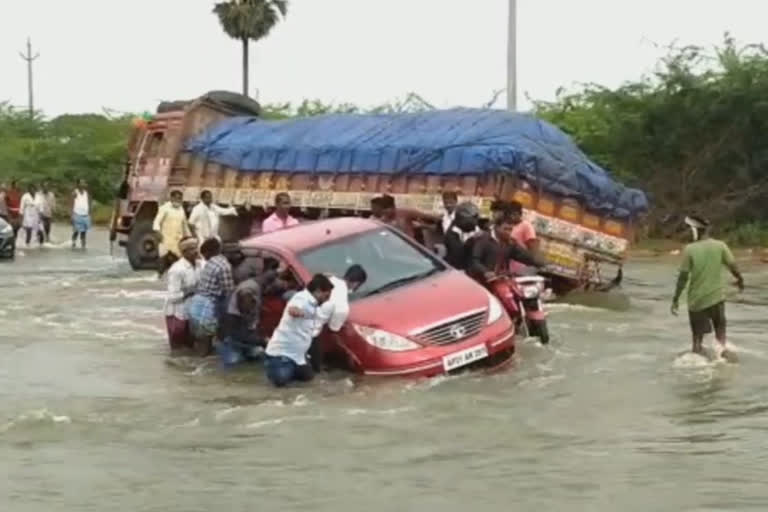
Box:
[671, 216, 744, 357]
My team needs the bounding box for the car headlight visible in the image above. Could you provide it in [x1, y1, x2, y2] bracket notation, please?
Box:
[486, 291, 503, 325]
[353, 325, 421, 352]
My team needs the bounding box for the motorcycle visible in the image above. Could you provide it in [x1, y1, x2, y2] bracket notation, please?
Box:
[487, 274, 551, 344]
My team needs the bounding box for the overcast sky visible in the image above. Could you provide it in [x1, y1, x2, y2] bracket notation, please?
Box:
[1, 0, 766, 117]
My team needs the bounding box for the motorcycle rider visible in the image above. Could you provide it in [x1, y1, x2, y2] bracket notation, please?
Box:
[467, 212, 543, 284]
[443, 202, 482, 269]
[467, 209, 545, 320]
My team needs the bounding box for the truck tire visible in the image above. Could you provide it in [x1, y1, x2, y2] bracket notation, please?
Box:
[126, 221, 160, 271]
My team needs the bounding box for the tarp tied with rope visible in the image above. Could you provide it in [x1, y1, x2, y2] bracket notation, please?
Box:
[184, 108, 649, 218]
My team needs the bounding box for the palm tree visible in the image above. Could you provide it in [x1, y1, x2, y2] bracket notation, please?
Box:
[213, 0, 288, 97]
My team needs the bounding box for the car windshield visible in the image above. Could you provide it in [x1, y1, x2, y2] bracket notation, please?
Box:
[297, 228, 446, 300]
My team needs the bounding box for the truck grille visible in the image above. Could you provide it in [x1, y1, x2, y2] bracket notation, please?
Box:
[412, 309, 487, 346]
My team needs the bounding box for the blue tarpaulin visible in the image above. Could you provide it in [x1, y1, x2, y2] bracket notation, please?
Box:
[184, 108, 649, 218]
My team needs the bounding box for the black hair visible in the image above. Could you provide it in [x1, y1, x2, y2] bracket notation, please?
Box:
[307, 273, 334, 293]
[490, 199, 509, 213]
[495, 212, 517, 226]
[508, 200, 523, 215]
[263, 257, 280, 271]
[170, 190, 183, 199]
[370, 196, 384, 208]
[201, 189, 212, 199]
[380, 194, 395, 209]
[442, 191, 458, 201]
[344, 264, 368, 285]
[199, 237, 221, 259]
[275, 192, 291, 204]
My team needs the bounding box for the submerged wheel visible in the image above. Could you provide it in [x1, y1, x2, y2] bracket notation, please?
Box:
[126, 220, 160, 271]
[527, 319, 550, 345]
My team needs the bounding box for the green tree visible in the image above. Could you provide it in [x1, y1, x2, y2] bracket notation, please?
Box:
[0, 104, 132, 213]
[535, 35, 768, 239]
[213, 0, 288, 97]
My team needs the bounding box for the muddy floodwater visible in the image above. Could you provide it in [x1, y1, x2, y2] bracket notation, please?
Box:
[2, 227, 768, 511]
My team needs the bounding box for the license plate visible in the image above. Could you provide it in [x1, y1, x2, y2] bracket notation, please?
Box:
[442, 344, 489, 372]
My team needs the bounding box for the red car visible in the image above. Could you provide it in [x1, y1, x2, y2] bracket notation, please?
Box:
[241, 217, 516, 378]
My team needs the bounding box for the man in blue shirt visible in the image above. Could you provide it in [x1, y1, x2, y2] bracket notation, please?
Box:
[265, 274, 335, 387]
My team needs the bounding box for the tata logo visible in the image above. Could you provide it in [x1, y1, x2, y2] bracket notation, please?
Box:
[450, 324, 467, 340]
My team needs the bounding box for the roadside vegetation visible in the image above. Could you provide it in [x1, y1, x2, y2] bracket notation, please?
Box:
[2, 36, 768, 246]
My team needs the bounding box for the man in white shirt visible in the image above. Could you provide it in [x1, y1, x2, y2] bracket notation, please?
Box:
[441, 191, 458, 235]
[35, 181, 56, 243]
[309, 265, 368, 370]
[71, 179, 91, 249]
[188, 189, 238, 244]
[264, 274, 334, 387]
[164, 237, 201, 355]
[20, 184, 41, 247]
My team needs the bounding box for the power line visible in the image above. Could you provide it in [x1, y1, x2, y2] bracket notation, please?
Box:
[18, 37, 40, 118]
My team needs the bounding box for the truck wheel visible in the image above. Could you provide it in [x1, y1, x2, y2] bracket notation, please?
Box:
[527, 319, 550, 345]
[126, 221, 159, 271]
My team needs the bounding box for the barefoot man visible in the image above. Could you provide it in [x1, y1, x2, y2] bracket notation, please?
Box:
[671, 216, 744, 358]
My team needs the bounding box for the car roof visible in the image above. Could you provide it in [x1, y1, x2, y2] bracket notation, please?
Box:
[240, 217, 384, 253]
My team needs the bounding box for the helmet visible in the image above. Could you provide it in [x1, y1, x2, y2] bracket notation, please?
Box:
[453, 202, 479, 233]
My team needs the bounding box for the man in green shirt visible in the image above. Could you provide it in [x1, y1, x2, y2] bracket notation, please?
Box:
[671, 216, 744, 356]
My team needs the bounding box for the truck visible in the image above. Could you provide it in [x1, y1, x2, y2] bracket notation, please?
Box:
[111, 91, 648, 296]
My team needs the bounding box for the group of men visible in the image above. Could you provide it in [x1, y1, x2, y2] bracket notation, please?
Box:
[159, 184, 743, 385]
[160, 188, 373, 387]
[371, 190, 544, 287]
[0, 179, 92, 250]
[153, 189, 299, 276]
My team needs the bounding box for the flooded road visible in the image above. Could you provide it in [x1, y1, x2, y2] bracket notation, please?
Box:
[2, 226, 767, 511]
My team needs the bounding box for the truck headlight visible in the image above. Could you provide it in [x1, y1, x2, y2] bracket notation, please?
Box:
[353, 325, 421, 352]
[486, 291, 503, 325]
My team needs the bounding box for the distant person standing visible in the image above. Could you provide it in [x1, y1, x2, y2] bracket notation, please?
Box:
[20, 184, 42, 247]
[36, 182, 56, 243]
[6, 179, 22, 237]
[71, 179, 91, 249]
[153, 190, 191, 277]
[188, 189, 237, 244]
[261, 192, 299, 233]
[671, 216, 745, 358]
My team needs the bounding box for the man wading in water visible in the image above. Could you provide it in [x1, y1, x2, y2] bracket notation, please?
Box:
[671, 216, 744, 358]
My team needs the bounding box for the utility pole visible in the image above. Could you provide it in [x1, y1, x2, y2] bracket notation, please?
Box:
[18, 37, 40, 118]
[506, 0, 517, 111]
